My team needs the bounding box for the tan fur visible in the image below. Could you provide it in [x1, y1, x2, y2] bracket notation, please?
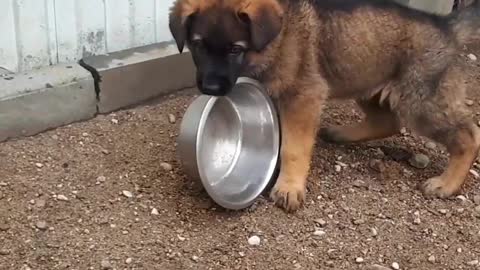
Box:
[170, 0, 480, 211]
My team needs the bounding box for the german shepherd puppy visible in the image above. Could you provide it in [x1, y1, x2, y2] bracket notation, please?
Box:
[169, 0, 480, 211]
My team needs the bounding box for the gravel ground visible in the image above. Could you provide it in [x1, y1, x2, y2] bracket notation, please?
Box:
[1, 48, 480, 270]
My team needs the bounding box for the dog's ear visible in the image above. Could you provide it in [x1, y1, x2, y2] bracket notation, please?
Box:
[238, 0, 284, 52]
[169, 1, 197, 53]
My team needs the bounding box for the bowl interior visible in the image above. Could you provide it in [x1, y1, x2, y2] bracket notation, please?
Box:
[196, 83, 279, 209]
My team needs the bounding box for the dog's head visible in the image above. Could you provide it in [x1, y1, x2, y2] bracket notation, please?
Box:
[169, 0, 284, 96]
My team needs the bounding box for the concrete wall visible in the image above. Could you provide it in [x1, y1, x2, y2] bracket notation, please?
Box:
[0, 0, 176, 73]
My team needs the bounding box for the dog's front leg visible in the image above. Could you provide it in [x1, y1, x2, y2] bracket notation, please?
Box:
[270, 85, 326, 212]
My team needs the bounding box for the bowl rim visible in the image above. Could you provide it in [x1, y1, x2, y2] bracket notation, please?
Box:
[194, 77, 280, 210]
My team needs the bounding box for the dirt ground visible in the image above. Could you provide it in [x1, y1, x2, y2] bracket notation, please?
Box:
[2, 46, 480, 270]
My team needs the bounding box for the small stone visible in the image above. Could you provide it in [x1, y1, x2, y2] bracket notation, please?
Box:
[474, 205, 480, 213]
[314, 218, 327, 227]
[101, 259, 113, 269]
[439, 209, 448, 214]
[0, 182, 7, 187]
[428, 255, 436, 263]
[371, 228, 378, 237]
[102, 149, 110, 155]
[356, 257, 364, 263]
[469, 169, 479, 179]
[238, 252, 245, 257]
[466, 99, 475, 106]
[352, 180, 367, 188]
[125, 258, 133, 264]
[57, 195, 68, 201]
[122, 190, 133, 198]
[168, 114, 176, 124]
[35, 163, 44, 168]
[111, 118, 119, 124]
[192, 255, 199, 262]
[160, 162, 173, 172]
[353, 218, 365, 225]
[0, 249, 10, 255]
[425, 142, 436, 149]
[97, 176, 106, 182]
[391, 262, 400, 269]
[313, 230, 326, 237]
[35, 221, 48, 230]
[400, 127, 407, 135]
[456, 195, 467, 202]
[409, 154, 430, 169]
[367, 265, 390, 270]
[334, 165, 342, 172]
[248, 235, 261, 246]
[413, 217, 421, 224]
[151, 208, 159, 215]
[473, 195, 480, 204]
[467, 53, 477, 61]
[467, 260, 479, 266]
[0, 222, 10, 231]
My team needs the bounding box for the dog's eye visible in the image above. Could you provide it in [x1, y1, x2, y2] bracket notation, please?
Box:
[229, 45, 244, 55]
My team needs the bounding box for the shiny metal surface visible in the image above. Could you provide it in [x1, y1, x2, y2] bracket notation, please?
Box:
[177, 77, 280, 210]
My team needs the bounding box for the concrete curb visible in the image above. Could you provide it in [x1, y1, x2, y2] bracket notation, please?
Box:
[0, 42, 196, 142]
[0, 63, 97, 142]
[80, 42, 196, 114]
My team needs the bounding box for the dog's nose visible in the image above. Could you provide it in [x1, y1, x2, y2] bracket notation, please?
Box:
[202, 81, 222, 94]
[201, 76, 230, 96]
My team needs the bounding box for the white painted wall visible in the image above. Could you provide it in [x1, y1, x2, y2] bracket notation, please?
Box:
[0, 0, 176, 73]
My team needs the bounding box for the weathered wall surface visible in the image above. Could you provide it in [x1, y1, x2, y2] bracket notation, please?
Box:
[0, 0, 176, 73]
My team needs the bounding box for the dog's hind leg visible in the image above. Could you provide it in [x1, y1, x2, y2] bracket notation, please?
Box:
[320, 96, 401, 144]
[398, 66, 480, 198]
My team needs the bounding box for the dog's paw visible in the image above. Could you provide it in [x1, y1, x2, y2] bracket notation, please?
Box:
[270, 178, 305, 212]
[319, 127, 348, 144]
[421, 176, 459, 198]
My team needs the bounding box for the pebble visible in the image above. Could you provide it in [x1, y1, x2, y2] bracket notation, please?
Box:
[192, 255, 199, 262]
[122, 190, 133, 198]
[313, 230, 326, 237]
[428, 255, 436, 263]
[470, 169, 479, 179]
[57, 195, 68, 201]
[467, 260, 479, 266]
[391, 262, 400, 269]
[125, 258, 133, 264]
[334, 165, 342, 172]
[168, 114, 176, 124]
[425, 142, 436, 149]
[371, 228, 378, 237]
[35, 163, 44, 168]
[352, 180, 367, 188]
[408, 154, 430, 169]
[314, 218, 327, 227]
[151, 208, 159, 215]
[101, 259, 113, 269]
[467, 53, 477, 61]
[248, 235, 261, 246]
[473, 195, 480, 204]
[111, 118, 119, 124]
[35, 221, 48, 230]
[367, 265, 390, 270]
[474, 205, 480, 214]
[0, 249, 10, 255]
[355, 257, 364, 263]
[466, 99, 475, 106]
[456, 195, 467, 202]
[0, 222, 10, 231]
[160, 162, 173, 172]
[439, 209, 448, 214]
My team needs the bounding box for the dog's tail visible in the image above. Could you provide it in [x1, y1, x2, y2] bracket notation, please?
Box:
[450, 0, 480, 45]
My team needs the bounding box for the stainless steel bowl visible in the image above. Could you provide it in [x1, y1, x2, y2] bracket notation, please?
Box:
[177, 77, 280, 210]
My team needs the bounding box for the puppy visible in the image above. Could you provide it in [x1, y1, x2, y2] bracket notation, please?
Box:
[169, 0, 480, 211]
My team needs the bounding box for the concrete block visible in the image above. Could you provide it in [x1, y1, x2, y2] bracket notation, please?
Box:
[81, 41, 196, 114]
[0, 63, 97, 141]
